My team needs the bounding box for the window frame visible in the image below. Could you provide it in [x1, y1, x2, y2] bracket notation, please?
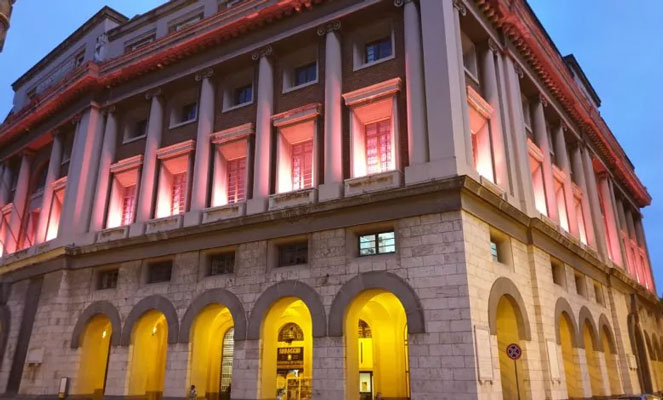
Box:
[358, 230, 396, 257]
[96, 268, 119, 290]
[208, 251, 236, 276]
[277, 241, 309, 268]
[352, 19, 396, 71]
[147, 260, 173, 284]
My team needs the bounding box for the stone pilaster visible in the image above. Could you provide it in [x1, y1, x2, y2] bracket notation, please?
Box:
[246, 47, 274, 215]
[186, 69, 215, 226]
[89, 107, 118, 233]
[3, 151, 32, 253]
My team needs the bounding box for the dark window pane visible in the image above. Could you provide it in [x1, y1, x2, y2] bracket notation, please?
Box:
[234, 85, 252, 105]
[97, 269, 119, 290]
[148, 261, 172, 283]
[209, 252, 235, 276]
[278, 242, 308, 267]
[365, 37, 392, 63]
[181, 103, 197, 122]
[490, 241, 499, 262]
[294, 62, 317, 86]
[130, 119, 147, 139]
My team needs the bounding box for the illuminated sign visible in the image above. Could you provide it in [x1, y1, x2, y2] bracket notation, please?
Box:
[277, 346, 304, 370]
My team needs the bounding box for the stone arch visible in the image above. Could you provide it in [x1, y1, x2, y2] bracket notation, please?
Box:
[487, 277, 532, 340]
[629, 314, 653, 393]
[179, 288, 248, 342]
[328, 271, 425, 337]
[121, 295, 179, 345]
[70, 301, 122, 348]
[247, 280, 326, 340]
[578, 306, 601, 351]
[554, 297, 578, 347]
[597, 313, 617, 353]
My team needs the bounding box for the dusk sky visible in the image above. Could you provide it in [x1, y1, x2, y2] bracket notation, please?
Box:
[0, 1, 661, 296]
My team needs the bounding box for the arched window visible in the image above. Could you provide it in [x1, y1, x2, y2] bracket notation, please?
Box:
[358, 320, 372, 338]
[278, 322, 304, 343]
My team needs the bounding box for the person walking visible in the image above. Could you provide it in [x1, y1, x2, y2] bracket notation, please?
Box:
[188, 385, 197, 400]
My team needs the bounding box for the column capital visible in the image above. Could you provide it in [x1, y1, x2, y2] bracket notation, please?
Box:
[452, 0, 467, 16]
[251, 45, 273, 61]
[537, 93, 548, 108]
[102, 105, 117, 116]
[19, 148, 36, 159]
[514, 64, 524, 79]
[393, 0, 413, 8]
[70, 113, 82, 125]
[145, 87, 162, 100]
[487, 38, 500, 54]
[194, 68, 214, 82]
[316, 20, 341, 36]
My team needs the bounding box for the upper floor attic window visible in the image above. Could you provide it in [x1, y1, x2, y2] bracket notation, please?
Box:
[294, 63, 317, 87]
[124, 34, 156, 53]
[168, 13, 203, 34]
[234, 85, 252, 106]
[353, 20, 394, 71]
[74, 50, 85, 68]
[282, 46, 318, 93]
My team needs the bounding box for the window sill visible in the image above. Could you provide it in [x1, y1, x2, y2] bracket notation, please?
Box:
[122, 134, 147, 145]
[282, 79, 318, 94]
[202, 202, 246, 223]
[223, 101, 253, 113]
[169, 118, 198, 130]
[353, 54, 395, 72]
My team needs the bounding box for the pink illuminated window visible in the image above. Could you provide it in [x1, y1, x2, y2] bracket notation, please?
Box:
[121, 185, 136, 226]
[554, 178, 569, 232]
[365, 120, 392, 175]
[227, 158, 246, 204]
[529, 155, 547, 216]
[46, 186, 65, 241]
[22, 209, 40, 249]
[292, 141, 313, 190]
[171, 173, 187, 215]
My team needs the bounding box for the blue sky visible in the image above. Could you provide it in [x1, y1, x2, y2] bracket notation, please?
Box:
[0, 2, 661, 295]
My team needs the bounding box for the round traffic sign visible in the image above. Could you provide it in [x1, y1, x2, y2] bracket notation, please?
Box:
[506, 343, 522, 360]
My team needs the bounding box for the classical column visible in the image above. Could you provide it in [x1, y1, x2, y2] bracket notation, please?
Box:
[3, 151, 32, 254]
[582, 147, 609, 261]
[479, 40, 509, 190]
[247, 46, 274, 215]
[398, 0, 429, 185]
[418, 0, 472, 179]
[502, 56, 536, 214]
[571, 145, 596, 247]
[186, 69, 215, 226]
[89, 107, 118, 233]
[553, 124, 579, 237]
[597, 175, 622, 266]
[35, 131, 64, 244]
[59, 105, 105, 239]
[531, 94, 558, 222]
[132, 88, 164, 235]
[317, 21, 344, 201]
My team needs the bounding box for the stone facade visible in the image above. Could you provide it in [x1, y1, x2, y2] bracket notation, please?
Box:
[0, 0, 661, 399]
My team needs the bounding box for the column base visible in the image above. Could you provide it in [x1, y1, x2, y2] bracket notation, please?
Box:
[246, 198, 268, 215]
[318, 182, 344, 202]
[404, 159, 478, 185]
[182, 210, 202, 227]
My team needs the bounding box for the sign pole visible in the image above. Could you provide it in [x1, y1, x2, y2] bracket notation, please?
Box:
[514, 359, 521, 400]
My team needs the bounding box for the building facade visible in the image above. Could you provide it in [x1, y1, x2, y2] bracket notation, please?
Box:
[0, 0, 660, 399]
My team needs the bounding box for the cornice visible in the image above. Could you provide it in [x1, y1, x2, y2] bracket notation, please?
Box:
[473, 0, 651, 207]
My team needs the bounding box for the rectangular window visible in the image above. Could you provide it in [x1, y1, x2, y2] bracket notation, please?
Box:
[359, 231, 396, 256]
[209, 252, 235, 276]
[551, 259, 566, 287]
[97, 269, 119, 290]
[294, 62, 317, 86]
[575, 274, 586, 297]
[594, 282, 604, 305]
[125, 35, 155, 53]
[365, 119, 392, 175]
[233, 85, 252, 106]
[490, 241, 499, 262]
[364, 37, 392, 63]
[121, 185, 137, 226]
[575, 196, 587, 245]
[148, 261, 172, 284]
[180, 103, 197, 123]
[171, 172, 187, 215]
[226, 157, 246, 204]
[169, 14, 202, 33]
[128, 119, 147, 140]
[291, 141, 313, 190]
[530, 155, 548, 216]
[278, 242, 308, 267]
[23, 209, 40, 249]
[554, 179, 569, 232]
